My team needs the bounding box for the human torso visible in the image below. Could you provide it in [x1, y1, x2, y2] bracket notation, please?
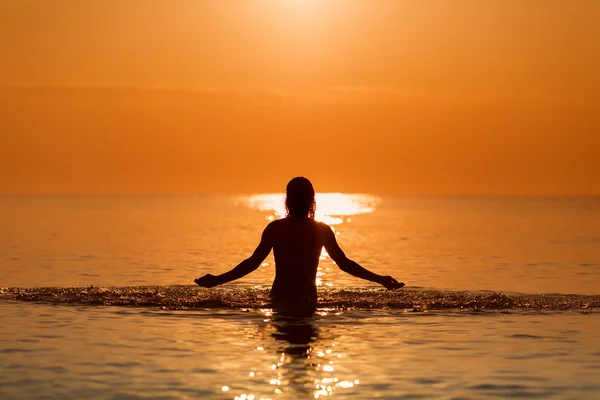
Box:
[270, 218, 325, 305]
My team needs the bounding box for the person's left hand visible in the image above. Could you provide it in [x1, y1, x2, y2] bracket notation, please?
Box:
[194, 274, 220, 288]
[378, 276, 405, 290]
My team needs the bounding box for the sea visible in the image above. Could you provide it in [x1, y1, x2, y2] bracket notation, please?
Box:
[1, 195, 599, 399]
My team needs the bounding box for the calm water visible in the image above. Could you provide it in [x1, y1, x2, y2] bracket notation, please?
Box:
[1, 196, 600, 399]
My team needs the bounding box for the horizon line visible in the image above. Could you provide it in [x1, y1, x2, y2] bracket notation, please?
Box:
[1, 193, 598, 199]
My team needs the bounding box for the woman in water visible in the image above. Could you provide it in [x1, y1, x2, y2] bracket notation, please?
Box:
[195, 177, 404, 308]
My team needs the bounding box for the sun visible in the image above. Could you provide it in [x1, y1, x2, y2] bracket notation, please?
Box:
[259, 0, 341, 27]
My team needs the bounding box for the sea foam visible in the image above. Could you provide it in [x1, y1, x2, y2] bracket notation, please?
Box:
[1, 286, 598, 312]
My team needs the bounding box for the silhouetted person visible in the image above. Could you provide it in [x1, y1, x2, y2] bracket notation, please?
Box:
[195, 177, 404, 309]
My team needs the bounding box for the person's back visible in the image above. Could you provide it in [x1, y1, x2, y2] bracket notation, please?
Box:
[269, 217, 324, 304]
[194, 177, 404, 310]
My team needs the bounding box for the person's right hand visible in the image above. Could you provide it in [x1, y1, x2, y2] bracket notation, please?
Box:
[378, 276, 405, 290]
[194, 274, 220, 288]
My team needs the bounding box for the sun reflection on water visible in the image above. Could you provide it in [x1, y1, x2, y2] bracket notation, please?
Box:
[242, 193, 380, 226]
[223, 310, 361, 400]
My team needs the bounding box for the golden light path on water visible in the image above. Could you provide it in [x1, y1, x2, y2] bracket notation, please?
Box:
[222, 306, 362, 400]
[243, 193, 380, 226]
[233, 194, 378, 398]
[242, 193, 380, 288]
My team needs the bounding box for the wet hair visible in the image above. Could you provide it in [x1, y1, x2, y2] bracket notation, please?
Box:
[285, 177, 316, 219]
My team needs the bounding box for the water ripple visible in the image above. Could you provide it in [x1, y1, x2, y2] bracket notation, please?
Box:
[1, 286, 599, 312]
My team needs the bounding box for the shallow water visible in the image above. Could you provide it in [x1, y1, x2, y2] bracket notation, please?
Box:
[1, 196, 599, 398]
[1, 196, 599, 293]
[1, 303, 600, 399]
[2, 286, 599, 312]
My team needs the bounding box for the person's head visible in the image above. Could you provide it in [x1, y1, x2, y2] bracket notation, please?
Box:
[285, 177, 316, 219]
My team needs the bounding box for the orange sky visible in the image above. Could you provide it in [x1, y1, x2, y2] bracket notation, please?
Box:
[1, 1, 599, 195]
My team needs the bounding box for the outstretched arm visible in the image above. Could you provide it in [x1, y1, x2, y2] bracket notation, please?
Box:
[195, 223, 274, 287]
[323, 225, 404, 290]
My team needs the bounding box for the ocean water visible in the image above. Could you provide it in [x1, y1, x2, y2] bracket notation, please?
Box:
[1, 195, 599, 399]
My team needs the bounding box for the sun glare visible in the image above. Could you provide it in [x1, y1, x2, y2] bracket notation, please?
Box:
[258, 0, 346, 40]
[270, 0, 331, 14]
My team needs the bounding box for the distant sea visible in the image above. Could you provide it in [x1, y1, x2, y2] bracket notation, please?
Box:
[1, 195, 599, 399]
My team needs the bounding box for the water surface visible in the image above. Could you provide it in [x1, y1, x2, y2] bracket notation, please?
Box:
[1, 196, 599, 399]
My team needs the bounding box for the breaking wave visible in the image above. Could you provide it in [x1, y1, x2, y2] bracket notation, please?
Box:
[1, 286, 598, 312]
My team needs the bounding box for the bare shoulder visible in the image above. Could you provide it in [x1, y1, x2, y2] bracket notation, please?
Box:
[315, 220, 326, 228]
[316, 221, 334, 235]
[266, 219, 282, 231]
